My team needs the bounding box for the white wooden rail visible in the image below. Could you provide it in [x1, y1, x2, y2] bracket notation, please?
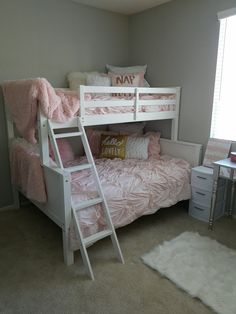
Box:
[79, 85, 181, 140]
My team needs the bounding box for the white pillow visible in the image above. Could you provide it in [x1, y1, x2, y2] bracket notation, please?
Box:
[125, 136, 149, 159]
[106, 64, 147, 75]
[108, 122, 146, 135]
[67, 71, 99, 91]
[87, 73, 111, 86]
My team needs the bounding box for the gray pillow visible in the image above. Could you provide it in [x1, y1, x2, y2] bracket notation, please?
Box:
[106, 64, 147, 75]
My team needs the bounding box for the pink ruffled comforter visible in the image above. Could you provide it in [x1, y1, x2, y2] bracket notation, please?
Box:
[66, 157, 191, 249]
[11, 139, 190, 250]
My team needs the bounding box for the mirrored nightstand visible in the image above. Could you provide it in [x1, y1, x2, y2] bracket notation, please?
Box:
[209, 158, 236, 229]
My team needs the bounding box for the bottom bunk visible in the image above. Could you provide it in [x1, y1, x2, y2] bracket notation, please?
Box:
[69, 155, 191, 250]
[10, 137, 202, 263]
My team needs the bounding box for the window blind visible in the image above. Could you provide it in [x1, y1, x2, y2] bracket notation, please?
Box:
[210, 10, 236, 141]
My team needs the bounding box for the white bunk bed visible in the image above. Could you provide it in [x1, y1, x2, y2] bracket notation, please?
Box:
[3, 80, 202, 278]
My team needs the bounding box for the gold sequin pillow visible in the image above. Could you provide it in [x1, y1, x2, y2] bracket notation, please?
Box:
[100, 134, 127, 159]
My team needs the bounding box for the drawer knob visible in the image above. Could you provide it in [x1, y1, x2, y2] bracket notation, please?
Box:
[196, 191, 206, 196]
[197, 175, 207, 180]
[194, 206, 204, 211]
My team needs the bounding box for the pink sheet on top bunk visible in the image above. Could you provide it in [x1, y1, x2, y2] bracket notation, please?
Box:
[2, 78, 176, 144]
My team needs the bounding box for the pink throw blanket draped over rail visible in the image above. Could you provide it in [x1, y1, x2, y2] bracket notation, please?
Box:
[2, 78, 80, 144]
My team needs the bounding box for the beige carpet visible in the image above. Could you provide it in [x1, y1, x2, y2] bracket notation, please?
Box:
[142, 232, 236, 314]
[0, 202, 236, 314]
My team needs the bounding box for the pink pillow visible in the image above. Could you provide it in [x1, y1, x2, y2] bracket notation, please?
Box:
[108, 72, 145, 87]
[49, 138, 74, 163]
[86, 129, 118, 156]
[145, 132, 161, 160]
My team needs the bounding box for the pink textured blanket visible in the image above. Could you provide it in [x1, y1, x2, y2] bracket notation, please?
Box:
[69, 156, 191, 249]
[10, 139, 191, 250]
[2, 78, 80, 144]
[10, 139, 47, 203]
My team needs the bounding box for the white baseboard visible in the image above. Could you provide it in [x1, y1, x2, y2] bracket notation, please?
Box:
[0, 199, 31, 212]
[0, 204, 15, 211]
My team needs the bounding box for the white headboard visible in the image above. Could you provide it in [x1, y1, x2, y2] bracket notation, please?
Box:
[160, 138, 203, 167]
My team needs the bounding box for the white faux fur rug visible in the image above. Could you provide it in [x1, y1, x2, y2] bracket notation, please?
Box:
[142, 232, 236, 314]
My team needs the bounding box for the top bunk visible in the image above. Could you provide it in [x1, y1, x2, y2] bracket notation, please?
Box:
[79, 85, 180, 125]
[2, 77, 180, 143]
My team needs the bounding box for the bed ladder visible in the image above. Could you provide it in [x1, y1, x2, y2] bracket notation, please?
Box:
[47, 117, 124, 280]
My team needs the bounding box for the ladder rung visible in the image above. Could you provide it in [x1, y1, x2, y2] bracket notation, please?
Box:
[65, 164, 92, 173]
[84, 230, 112, 246]
[74, 197, 103, 211]
[55, 132, 82, 139]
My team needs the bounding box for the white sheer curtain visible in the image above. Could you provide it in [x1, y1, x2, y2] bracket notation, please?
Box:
[210, 11, 236, 141]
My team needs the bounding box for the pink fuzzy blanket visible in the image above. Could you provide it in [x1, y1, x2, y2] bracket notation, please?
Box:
[2, 78, 80, 144]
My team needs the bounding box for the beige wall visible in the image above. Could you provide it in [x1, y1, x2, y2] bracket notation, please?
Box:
[130, 0, 236, 144]
[130, 0, 236, 212]
[2, 0, 236, 208]
[0, 0, 129, 207]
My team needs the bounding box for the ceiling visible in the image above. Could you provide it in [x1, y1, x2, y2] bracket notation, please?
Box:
[72, 0, 172, 15]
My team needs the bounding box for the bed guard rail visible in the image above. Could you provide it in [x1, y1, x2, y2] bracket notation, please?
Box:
[79, 85, 181, 140]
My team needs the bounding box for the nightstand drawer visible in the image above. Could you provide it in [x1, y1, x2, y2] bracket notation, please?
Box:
[191, 187, 211, 206]
[191, 166, 213, 191]
[191, 185, 225, 207]
[189, 200, 224, 222]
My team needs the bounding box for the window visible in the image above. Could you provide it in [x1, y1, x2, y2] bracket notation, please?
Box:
[210, 8, 236, 141]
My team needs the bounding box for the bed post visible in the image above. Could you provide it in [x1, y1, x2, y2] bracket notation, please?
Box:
[37, 110, 49, 166]
[62, 171, 74, 265]
[80, 85, 85, 125]
[134, 87, 139, 120]
[4, 104, 20, 209]
[38, 110, 74, 264]
[171, 87, 181, 141]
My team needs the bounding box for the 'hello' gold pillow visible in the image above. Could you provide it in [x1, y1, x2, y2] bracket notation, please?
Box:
[100, 134, 127, 159]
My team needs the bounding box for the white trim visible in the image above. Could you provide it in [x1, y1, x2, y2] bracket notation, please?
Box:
[218, 7, 236, 20]
[0, 204, 15, 211]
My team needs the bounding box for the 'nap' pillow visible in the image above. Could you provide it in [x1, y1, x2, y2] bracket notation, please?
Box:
[100, 134, 127, 159]
[109, 72, 144, 87]
[106, 64, 150, 87]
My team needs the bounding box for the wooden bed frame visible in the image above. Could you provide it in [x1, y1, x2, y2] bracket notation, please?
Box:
[5, 85, 203, 266]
